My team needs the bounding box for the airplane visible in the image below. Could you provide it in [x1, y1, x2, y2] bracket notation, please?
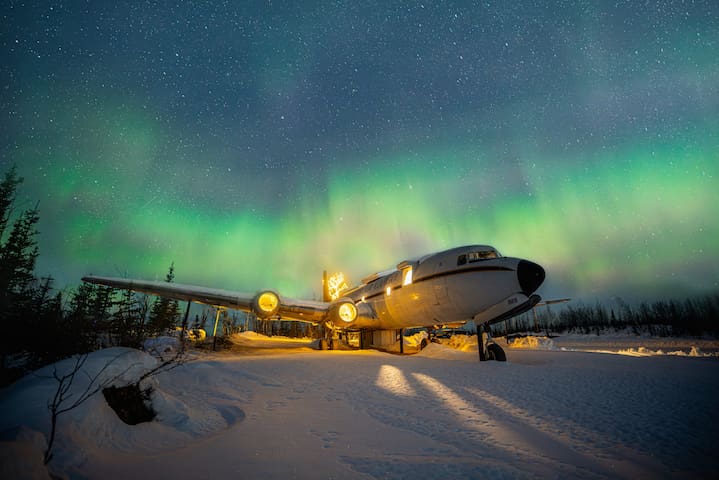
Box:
[82, 244, 545, 361]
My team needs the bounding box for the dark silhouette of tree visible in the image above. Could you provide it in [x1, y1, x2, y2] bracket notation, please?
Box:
[0, 193, 40, 365]
[111, 289, 149, 348]
[64, 282, 111, 354]
[30, 277, 66, 367]
[0, 206, 39, 293]
[502, 293, 719, 337]
[147, 263, 180, 336]
[0, 165, 23, 242]
[90, 285, 115, 346]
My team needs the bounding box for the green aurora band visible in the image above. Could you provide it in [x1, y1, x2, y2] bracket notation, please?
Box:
[4, 2, 717, 304]
[17, 115, 718, 302]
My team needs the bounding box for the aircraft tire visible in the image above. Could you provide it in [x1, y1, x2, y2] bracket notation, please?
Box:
[487, 343, 507, 362]
[420, 339, 428, 350]
[478, 331, 489, 361]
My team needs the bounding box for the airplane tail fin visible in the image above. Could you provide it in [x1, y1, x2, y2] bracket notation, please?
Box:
[323, 271, 349, 302]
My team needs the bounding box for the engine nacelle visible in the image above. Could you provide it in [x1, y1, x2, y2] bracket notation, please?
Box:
[327, 297, 358, 326]
[252, 290, 281, 319]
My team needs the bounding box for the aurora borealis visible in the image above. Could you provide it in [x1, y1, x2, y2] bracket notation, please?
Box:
[1, 1, 717, 303]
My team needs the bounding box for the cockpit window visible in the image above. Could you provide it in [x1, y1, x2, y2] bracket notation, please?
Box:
[457, 250, 498, 265]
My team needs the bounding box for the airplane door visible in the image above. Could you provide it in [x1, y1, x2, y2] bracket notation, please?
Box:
[433, 278, 449, 305]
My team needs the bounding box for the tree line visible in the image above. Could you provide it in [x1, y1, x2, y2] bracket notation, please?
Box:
[502, 294, 719, 337]
[0, 166, 323, 383]
[2, 164, 717, 382]
[0, 167, 185, 384]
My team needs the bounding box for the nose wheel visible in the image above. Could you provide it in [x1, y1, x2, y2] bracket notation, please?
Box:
[478, 324, 506, 362]
[318, 324, 338, 350]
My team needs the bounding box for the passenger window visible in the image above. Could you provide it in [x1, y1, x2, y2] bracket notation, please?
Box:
[457, 254, 467, 266]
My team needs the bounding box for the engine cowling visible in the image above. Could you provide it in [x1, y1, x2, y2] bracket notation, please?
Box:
[252, 290, 280, 319]
[328, 298, 358, 326]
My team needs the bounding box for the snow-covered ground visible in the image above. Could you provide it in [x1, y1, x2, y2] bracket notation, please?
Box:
[1, 333, 718, 479]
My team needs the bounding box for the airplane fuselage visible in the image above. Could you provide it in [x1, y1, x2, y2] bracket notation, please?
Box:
[333, 245, 545, 331]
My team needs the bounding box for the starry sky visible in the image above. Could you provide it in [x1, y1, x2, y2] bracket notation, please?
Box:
[1, 1, 717, 304]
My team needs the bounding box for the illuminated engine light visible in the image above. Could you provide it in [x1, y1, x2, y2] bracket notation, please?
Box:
[257, 292, 279, 312]
[386, 286, 391, 296]
[338, 302, 357, 322]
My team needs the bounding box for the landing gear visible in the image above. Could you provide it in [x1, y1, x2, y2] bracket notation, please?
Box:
[319, 337, 337, 350]
[487, 343, 506, 361]
[318, 325, 337, 350]
[478, 324, 506, 362]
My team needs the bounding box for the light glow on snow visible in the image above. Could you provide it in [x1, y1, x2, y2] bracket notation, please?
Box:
[375, 365, 416, 397]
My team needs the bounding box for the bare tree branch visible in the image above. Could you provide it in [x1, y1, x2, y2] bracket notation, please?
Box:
[43, 350, 137, 464]
[42, 347, 189, 465]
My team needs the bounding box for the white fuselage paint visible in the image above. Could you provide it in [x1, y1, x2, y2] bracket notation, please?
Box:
[337, 245, 535, 331]
[82, 244, 544, 336]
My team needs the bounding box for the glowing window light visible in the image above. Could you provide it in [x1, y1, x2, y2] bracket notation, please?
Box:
[386, 286, 392, 296]
[327, 272, 349, 300]
[402, 266, 413, 286]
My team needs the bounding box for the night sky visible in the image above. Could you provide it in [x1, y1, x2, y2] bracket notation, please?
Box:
[1, 1, 717, 304]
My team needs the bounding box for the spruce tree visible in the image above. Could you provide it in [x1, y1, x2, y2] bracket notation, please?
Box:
[65, 282, 100, 353]
[0, 206, 40, 359]
[148, 262, 180, 336]
[31, 278, 66, 366]
[0, 165, 23, 243]
[0, 206, 39, 298]
[90, 285, 116, 346]
[112, 288, 146, 348]
[0, 166, 42, 370]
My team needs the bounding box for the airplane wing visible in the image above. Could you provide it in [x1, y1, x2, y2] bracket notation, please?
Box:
[81, 275, 358, 325]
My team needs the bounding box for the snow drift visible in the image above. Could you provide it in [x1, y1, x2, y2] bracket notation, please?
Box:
[1, 334, 718, 479]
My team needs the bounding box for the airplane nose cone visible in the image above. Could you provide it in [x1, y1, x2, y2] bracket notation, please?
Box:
[518, 260, 545, 295]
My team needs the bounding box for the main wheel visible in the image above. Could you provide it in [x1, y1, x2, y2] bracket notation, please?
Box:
[487, 343, 507, 362]
[478, 331, 489, 361]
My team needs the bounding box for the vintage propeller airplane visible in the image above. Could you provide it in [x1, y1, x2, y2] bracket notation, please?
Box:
[83, 244, 545, 361]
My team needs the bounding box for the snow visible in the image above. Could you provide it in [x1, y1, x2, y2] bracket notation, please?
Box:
[403, 329, 429, 349]
[143, 336, 181, 354]
[544, 333, 719, 357]
[1, 334, 718, 479]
